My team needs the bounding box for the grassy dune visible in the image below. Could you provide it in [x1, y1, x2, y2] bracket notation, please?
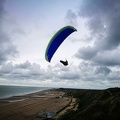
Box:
[58, 87, 120, 120]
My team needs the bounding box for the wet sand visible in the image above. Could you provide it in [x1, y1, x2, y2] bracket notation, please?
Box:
[0, 89, 71, 120]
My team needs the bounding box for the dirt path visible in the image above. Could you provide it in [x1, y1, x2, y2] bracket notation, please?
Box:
[107, 90, 113, 95]
[54, 97, 78, 119]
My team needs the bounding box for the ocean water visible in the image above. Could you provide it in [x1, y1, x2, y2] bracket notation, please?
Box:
[0, 85, 50, 99]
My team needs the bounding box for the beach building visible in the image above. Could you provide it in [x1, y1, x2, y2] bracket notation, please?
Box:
[37, 112, 56, 119]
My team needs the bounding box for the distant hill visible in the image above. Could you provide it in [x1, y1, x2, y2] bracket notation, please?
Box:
[58, 87, 120, 120]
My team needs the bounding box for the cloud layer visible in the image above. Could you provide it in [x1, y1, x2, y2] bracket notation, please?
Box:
[0, 0, 18, 64]
[0, 0, 120, 89]
[75, 0, 120, 66]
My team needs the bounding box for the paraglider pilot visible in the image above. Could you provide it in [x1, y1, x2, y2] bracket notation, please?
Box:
[60, 59, 68, 66]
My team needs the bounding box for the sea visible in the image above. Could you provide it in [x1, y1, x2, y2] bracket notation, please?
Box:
[0, 85, 50, 99]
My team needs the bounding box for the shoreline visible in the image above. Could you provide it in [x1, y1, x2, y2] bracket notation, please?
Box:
[0, 86, 52, 100]
[0, 88, 71, 120]
[0, 88, 55, 102]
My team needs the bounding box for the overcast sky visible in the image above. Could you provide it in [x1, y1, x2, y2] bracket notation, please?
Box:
[0, 0, 120, 89]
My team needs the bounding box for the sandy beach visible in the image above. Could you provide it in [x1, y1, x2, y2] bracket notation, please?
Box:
[0, 89, 71, 120]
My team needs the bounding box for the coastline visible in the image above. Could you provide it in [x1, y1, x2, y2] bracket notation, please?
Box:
[0, 88, 71, 120]
[0, 88, 53, 102]
[0, 85, 50, 100]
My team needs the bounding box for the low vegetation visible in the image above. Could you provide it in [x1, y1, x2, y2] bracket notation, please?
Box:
[57, 87, 120, 120]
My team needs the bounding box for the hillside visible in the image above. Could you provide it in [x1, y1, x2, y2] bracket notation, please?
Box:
[58, 87, 120, 120]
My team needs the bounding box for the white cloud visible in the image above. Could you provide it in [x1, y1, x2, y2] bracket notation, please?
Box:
[0, 0, 120, 89]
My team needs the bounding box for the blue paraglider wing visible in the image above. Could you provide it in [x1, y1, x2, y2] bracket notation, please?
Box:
[45, 26, 77, 62]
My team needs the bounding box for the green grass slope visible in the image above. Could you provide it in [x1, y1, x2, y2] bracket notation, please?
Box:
[58, 87, 120, 120]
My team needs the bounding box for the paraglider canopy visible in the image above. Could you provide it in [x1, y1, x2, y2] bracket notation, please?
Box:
[45, 25, 77, 63]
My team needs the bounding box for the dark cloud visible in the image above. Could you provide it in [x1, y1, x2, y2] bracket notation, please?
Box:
[0, 60, 119, 88]
[95, 66, 111, 76]
[0, 0, 18, 64]
[93, 50, 120, 66]
[75, 0, 120, 66]
[0, 60, 80, 83]
[0, 30, 18, 63]
[0, 62, 14, 77]
[0, 0, 5, 21]
[75, 46, 98, 60]
[65, 9, 77, 26]
[15, 61, 31, 69]
[78, 0, 114, 18]
[0, 61, 45, 80]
